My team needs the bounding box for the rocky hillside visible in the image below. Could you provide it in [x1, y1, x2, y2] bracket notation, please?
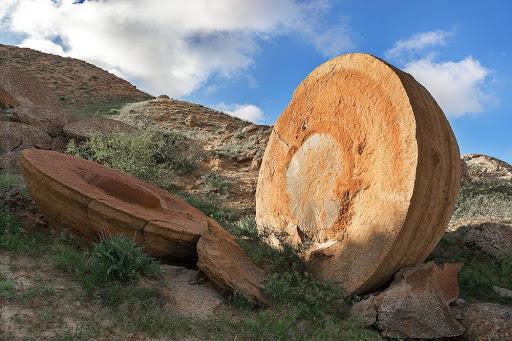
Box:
[0, 44, 152, 116]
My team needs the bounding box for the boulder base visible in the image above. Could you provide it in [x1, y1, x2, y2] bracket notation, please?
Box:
[256, 53, 461, 294]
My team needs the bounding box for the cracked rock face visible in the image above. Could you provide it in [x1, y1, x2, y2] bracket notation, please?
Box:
[256, 53, 461, 295]
[21, 149, 267, 302]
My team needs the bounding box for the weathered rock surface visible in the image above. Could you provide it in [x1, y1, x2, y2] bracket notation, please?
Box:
[63, 117, 136, 141]
[0, 86, 19, 108]
[21, 148, 208, 258]
[0, 65, 67, 135]
[463, 222, 512, 258]
[21, 149, 266, 302]
[0, 122, 53, 172]
[160, 265, 224, 319]
[256, 53, 461, 295]
[457, 303, 512, 340]
[351, 262, 464, 339]
[197, 219, 268, 304]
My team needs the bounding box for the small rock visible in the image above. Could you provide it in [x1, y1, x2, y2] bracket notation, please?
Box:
[51, 136, 68, 152]
[463, 222, 512, 258]
[459, 303, 512, 340]
[493, 286, 512, 300]
[184, 114, 201, 127]
[349, 295, 377, 327]
[241, 124, 258, 134]
[361, 262, 464, 339]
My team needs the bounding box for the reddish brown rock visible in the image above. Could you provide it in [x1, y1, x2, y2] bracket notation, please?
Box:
[20, 149, 267, 302]
[63, 118, 136, 141]
[21, 148, 207, 259]
[256, 53, 461, 295]
[351, 262, 464, 338]
[197, 219, 268, 304]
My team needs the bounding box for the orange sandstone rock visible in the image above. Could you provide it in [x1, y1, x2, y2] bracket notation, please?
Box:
[21, 149, 267, 302]
[197, 219, 268, 304]
[21, 149, 207, 261]
[256, 53, 461, 295]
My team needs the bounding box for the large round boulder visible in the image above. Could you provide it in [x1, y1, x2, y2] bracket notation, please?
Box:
[256, 53, 460, 294]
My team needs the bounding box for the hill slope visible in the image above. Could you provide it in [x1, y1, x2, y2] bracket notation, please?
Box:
[0, 44, 152, 116]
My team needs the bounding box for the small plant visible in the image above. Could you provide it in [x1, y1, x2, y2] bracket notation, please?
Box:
[0, 172, 22, 190]
[154, 131, 200, 175]
[201, 172, 230, 193]
[0, 274, 16, 300]
[89, 236, 161, 284]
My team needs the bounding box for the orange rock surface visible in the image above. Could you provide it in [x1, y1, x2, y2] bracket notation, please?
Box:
[256, 53, 461, 295]
[197, 219, 267, 304]
[21, 149, 266, 301]
[21, 149, 207, 261]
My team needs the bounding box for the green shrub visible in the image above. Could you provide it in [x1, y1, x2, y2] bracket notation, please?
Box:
[452, 179, 512, 223]
[0, 275, 16, 300]
[89, 236, 161, 284]
[0, 172, 22, 191]
[200, 172, 230, 193]
[155, 131, 200, 175]
[66, 131, 160, 182]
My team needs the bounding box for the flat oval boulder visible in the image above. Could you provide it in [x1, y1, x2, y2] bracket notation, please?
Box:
[63, 118, 136, 141]
[21, 148, 208, 261]
[256, 53, 461, 295]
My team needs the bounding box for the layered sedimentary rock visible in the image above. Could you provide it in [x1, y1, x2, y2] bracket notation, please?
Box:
[21, 149, 266, 301]
[197, 219, 267, 303]
[256, 53, 461, 294]
[63, 118, 136, 141]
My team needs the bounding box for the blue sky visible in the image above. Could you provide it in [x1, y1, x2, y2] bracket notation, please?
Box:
[1, 1, 511, 162]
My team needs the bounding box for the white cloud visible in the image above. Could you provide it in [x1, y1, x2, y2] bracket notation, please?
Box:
[404, 56, 490, 116]
[385, 30, 452, 59]
[385, 29, 493, 117]
[0, 0, 352, 97]
[214, 103, 265, 123]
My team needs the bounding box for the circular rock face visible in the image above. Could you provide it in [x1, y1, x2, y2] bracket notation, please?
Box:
[255, 53, 461, 294]
[21, 149, 208, 262]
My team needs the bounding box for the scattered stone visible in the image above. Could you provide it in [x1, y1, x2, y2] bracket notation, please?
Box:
[197, 219, 268, 304]
[463, 222, 512, 258]
[351, 262, 464, 339]
[63, 117, 136, 141]
[458, 303, 512, 340]
[241, 124, 259, 134]
[493, 286, 512, 300]
[160, 265, 224, 319]
[256, 53, 461, 295]
[184, 114, 202, 127]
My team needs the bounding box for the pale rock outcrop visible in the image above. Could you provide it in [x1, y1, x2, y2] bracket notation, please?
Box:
[350, 262, 464, 339]
[256, 53, 461, 294]
[463, 222, 512, 258]
[462, 154, 512, 182]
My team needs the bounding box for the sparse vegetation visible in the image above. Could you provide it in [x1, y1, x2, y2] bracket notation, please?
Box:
[452, 179, 512, 223]
[201, 171, 230, 193]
